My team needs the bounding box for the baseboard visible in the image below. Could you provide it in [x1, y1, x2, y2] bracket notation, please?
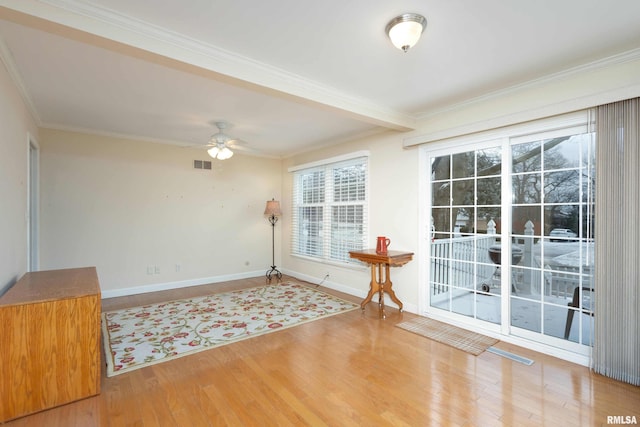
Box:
[101, 270, 265, 299]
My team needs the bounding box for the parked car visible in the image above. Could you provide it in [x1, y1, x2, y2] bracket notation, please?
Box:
[549, 228, 577, 241]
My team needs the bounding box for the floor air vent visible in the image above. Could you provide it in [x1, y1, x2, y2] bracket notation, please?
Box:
[487, 346, 534, 365]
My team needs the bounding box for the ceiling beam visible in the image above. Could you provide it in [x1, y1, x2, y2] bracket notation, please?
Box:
[0, 0, 416, 131]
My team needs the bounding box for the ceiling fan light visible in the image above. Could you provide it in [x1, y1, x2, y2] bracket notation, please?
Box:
[207, 146, 220, 158]
[386, 13, 427, 52]
[217, 147, 234, 160]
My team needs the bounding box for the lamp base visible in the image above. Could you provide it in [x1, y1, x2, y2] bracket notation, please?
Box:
[266, 266, 282, 283]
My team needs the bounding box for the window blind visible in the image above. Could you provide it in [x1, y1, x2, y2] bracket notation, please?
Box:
[291, 155, 368, 264]
[593, 97, 640, 386]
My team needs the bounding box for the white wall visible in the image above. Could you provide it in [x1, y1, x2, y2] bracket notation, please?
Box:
[0, 54, 39, 295]
[39, 129, 282, 294]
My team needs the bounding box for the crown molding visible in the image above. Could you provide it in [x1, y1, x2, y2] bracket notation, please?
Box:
[1, 0, 415, 131]
[416, 47, 640, 121]
[405, 48, 640, 147]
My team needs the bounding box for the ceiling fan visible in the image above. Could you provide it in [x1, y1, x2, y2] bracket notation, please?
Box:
[204, 121, 242, 160]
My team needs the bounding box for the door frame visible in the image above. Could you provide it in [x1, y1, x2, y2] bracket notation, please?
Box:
[27, 133, 39, 272]
[418, 111, 594, 366]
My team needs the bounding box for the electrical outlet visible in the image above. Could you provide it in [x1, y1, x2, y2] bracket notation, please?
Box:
[147, 266, 153, 275]
[175, 264, 181, 272]
[154, 266, 160, 274]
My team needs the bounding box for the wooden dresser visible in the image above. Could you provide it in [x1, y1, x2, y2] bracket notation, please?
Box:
[0, 267, 101, 422]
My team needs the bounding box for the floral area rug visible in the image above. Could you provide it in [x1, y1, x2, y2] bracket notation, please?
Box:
[102, 281, 359, 377]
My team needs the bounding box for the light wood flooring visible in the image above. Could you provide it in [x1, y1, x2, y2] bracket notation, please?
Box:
[4, 275, 639, 426]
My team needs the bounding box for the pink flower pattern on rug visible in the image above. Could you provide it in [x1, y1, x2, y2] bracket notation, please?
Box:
[102, 282, 358, 376]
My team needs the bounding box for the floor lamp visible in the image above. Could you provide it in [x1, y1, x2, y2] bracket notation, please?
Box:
[264, 199, 282, 282]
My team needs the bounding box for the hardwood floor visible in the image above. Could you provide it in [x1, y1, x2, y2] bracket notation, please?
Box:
[4, 275, 639, 426]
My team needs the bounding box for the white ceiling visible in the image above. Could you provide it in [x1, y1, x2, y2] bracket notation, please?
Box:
[1, 0, 639, 157]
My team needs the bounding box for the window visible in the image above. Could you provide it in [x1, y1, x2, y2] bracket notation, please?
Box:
[290, 153, 369, 264]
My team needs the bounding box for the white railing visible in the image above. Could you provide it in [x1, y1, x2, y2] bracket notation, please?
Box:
[430, 219, 594, 299]
[430, 234, 496, 295]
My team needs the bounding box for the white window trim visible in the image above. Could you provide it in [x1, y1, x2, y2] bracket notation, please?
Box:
[287, 150, 371, 172]
[290, 151, 370, 266]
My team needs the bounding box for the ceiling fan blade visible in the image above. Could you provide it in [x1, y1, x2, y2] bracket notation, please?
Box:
[225, 139, 246, 148]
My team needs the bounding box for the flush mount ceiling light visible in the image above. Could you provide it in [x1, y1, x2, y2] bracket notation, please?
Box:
[385, 13, 427, 53]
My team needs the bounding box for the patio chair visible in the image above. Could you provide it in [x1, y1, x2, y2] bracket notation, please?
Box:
[564, 286, 594, 339]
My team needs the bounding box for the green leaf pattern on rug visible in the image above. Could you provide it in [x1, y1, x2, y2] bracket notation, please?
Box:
[102, 282, 358, 376]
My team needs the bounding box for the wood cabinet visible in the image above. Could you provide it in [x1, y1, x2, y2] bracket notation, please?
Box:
[0, 267, 101, 422]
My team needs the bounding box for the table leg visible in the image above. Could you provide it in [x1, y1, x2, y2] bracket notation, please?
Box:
[377, 263, 385, 319]
[384, 264, 403, 311]
[359, 262, 404, 318]
[360, 264, 380, 311]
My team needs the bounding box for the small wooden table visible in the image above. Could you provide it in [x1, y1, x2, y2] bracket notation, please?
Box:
[349, 249, 414, 318]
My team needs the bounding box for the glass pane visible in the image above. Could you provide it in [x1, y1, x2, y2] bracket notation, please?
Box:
[430, 282, 450, 311]
[511, 298, 541, 333]
[544, 170, 580, 203]
[512, 265, 543, 295]
[543, 304, 567, 339]
[512, 141, 541, 173]
[476, 294, 501, 324]
[432, 208, 452, 233]
[456, 208, 474, 235]
[452, 152, 474, 179]
[477, 177, 501, 205]
[430, 257, 451, 285]
[432, 181, 450, 206]
[544, 135, 582, 169]
[512, 173, 542, 204]
[431, 155, 451, 180]
[330, 205, 363, 261]
[297, 206, 323, 256]
[512, 205, 541, 236]
[477, 147, 502, 177]
[301, 171, 325, 203]
[452, 291, 474, 316]
[449, 258, 476, 289]
[477, 207, 500, 234]
[452, 179, 474, 205]
[476, 238, 496, 279]
[544, 205, 579, 238]
[333, 164, 365, 202]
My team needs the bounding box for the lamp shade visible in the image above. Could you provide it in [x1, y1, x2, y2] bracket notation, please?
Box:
[264, 199, 282, 216]
[386, 13, 427, 52]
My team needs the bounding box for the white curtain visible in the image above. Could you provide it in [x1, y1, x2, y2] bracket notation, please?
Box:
[594, 97, 640, 385]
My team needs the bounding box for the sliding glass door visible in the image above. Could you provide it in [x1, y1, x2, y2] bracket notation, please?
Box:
[424, 113, 595, 355]
[430, 143, 504, 325]
[509, 131, 595, 346]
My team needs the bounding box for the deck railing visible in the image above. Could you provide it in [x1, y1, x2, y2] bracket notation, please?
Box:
[430, 220, 593, 299]
[430, 235, 496, 295]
